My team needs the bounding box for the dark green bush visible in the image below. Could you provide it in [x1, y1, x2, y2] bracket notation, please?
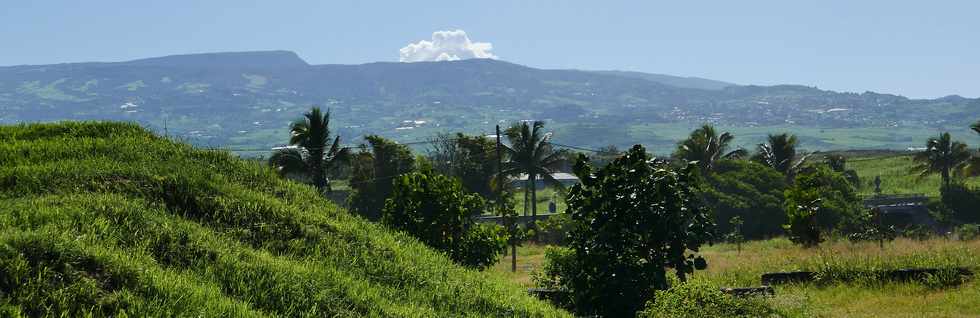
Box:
[784, 166, 865, 246]
[382, 170, 507, 269]
[558, 145, 714, 317]
[941, 184, 980, 224]
[955, 224, 980, 241]
[533, 213, 572, 245]
[637, 279, 778, 318]
[699, 160, 788, 239]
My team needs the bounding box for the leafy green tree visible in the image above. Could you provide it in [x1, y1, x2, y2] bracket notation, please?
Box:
[940, 184, 980, 224]
[728, 216, 744, 253]
[752, 133, 808, 181]
[501, 121, 566, 225]
[698, 160, 788, 239]
[784, 166, 864, 246]
[824, 154, 860, 185]
[559, 145, 714, 317]
[674, 124, 747, 175]
[912, 132, 971, 189]
[427, 133, 497, 198]
[268, 107, 349, 192]
[382, 170, 507, 269]
[784, 198, 823, 247]
[348, 135, 416, 220]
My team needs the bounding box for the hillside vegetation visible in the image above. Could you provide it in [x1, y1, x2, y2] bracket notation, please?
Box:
[2, 51, 976, 153]
[0, 122, 567, 317]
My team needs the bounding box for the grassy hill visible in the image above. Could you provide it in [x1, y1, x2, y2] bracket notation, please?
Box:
[0, 122, 568, 317]
[846, 153, 980, 197]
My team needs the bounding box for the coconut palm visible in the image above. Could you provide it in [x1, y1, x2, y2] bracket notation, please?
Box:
[500, 121, 565, 226]
[752, 133, 808, 180]
[268, 107, 349, 192]
[674, 124, 747, 174]
[911, 132, 971, 189]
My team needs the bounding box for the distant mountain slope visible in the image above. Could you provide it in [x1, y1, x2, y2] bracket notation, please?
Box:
[0, 51, 976, 153]
[0, 121, 568, 317]
[592, 70, 735, 90]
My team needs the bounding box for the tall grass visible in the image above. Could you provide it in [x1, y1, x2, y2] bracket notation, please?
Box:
[0, 121, 568, 317]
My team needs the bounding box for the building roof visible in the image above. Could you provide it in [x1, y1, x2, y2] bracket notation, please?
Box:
[511, 172, 579, 181]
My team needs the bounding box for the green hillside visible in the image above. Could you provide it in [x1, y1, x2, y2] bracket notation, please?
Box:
[0, 122, 568, 317]
[2, 51, 976, 154]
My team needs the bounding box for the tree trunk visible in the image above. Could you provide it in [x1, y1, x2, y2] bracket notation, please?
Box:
[311, 148, 326, 193]
[530, 172, 538, 231]
[942, 167, 950, 190]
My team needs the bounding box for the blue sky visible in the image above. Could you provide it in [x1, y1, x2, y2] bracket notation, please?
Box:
[2, 0, 977, 98]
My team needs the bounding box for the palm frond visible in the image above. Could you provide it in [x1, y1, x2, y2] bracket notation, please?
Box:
[268, 148, 310, 177]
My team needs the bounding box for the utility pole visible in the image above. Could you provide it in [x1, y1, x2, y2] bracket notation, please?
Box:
[497, 125, 516, 272]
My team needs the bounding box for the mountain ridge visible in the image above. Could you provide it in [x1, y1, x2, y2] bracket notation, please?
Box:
[0, 50, 976, 153]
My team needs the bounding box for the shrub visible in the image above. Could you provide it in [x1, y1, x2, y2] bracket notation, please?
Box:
[941, 184, 980, 224]
[534, 212, 572, 245]
[784, 198, 823, 247]
[784, 165, 865, 246]
[955, 224, 980, 241]
[558, 145, 714, 317]
[382, 170, 507, 269]
[699, 160, 788, 239]
[637, 279, 778, 318]
[530, 246, 577, 309]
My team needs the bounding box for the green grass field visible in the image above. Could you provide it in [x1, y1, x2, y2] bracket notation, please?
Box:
[491, 238, 980, 317]
[0, 122, 567, 317]
[848, 154, 980, 197]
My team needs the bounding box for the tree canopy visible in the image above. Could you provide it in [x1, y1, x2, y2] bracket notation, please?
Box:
[560, 145, 714, 317]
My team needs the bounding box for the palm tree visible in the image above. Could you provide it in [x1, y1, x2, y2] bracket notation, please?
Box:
[268, 107, 349, 192]
[911, 132, 971, 189]
[674, 124, 747, 174]
[752, 133, 808, 180]
[500, 121, 565, 226]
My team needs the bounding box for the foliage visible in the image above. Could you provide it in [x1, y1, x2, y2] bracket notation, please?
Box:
[727, 216, 745, 252]
[558, 145, 714, 317]
[427, 132, 498, 198]
[637, 279, 778, 318]
[674, 124, 747, 175]
[584, 144, 621, 168]
[784, 198, 824, 247]
[940, 184, 980, 224]
[501, 121, 566, 227]
[530, 246, 577, 309]
[698, 160, 788, 239]
[824, 154, 860, 185]
[954, 224, 980, 241]
[348, 135, 416, 220]
[752, 133, 808, 180]
[267, 106, 349, 192]
[381, 170, 507, 269]
[846, 209, 898, 244]
[533, 213, 573, 245]
[0, 122, 568, 317]
[911, 132, 972, 189]
[785, 166, 865, 235]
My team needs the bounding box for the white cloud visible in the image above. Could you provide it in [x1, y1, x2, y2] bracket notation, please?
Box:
[399, 30, 497, 62]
